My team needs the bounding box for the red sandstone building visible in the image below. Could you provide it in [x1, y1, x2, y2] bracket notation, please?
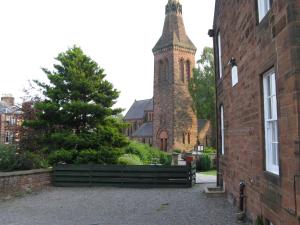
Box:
[212, 0, 300, 224]
[0, 95, 23, 145]
[124, 0, 211, 152]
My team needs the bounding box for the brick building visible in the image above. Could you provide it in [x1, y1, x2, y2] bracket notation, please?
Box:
[124, 0, 211, 152]
[211, 0, 300, 224]
[0, 95, 23, 144]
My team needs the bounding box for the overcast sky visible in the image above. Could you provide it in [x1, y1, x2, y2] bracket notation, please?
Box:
[0, 0, 215, 113]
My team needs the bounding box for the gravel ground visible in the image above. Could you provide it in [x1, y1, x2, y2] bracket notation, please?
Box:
[0, 184, 249, 225]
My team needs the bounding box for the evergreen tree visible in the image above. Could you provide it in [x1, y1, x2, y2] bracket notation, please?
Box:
[24, 46, 128, 164]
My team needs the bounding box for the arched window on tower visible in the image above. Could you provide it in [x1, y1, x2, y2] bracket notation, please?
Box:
[180, 59, 185, 82]
[188, 132, 191, 144]
[186, 60, 191, 82]
[158, 60, 164, 82]
[182, 133, 185, 144]
[164, 58, 169, 81]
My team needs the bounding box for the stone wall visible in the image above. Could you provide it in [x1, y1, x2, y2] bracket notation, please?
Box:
[0, 169, 52, 200]
[213, 0, 300, 224]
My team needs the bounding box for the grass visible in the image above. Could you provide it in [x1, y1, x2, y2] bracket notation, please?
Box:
[199, 170, 217, 176]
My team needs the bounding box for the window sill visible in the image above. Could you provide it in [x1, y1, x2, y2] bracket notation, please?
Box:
[264, 171, 280, 186]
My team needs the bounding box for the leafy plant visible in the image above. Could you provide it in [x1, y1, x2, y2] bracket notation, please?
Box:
[117, 154, 143, 165]
[122, 141, 171, 165]
[74, 149, 98, 164]
[0, 144, 19, 171]
[196, 154, 211, 171]
[203, 147, 216, 154]
[255, 216, 264, 225]
[48, 149, 76, 165]
[172, 149, 182, 154]
[0, 144, 49, 171]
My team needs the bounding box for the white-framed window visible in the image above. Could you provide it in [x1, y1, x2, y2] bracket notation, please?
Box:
[220, 105, 225, 155]
[257, 0, 271, 22]
[217, 32, 222, 78]
[5, 132, 9, 143]
[263, 69, 279, 175]
[232, 65, 238, 86]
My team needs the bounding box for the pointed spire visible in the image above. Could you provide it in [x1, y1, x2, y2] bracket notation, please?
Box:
[153, 0, 196, 53]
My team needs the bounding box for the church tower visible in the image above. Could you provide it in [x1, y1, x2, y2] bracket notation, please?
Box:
[153, 0, 197, 152]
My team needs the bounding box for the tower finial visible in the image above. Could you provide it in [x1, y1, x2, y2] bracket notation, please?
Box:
[166, 0, 182, 15]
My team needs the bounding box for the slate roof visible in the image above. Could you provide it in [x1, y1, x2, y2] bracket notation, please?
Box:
[0, 101, 22, 114]
[132, 122, 153, 138]
[124, 99, 153, 120]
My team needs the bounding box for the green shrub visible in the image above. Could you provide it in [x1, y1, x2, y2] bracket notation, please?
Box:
[0, 144, 49, 171]
[117, 154, 143, 165]
[196, 154, 211, 171]
[122, 141, 172, 165]
[158, 151, 172, 165]
[15, 152, 45, 170]
[172, 149, 182, 154]
[48, 149, 76, 165]
[74, 149, 98, 164]
[203, 147, 216, 154]
[255, 216, 264, 225]
[0, 144, 18, 171]
[123, 141, 152, 164]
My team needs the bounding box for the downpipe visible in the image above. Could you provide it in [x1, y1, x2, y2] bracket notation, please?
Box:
[236, 181, 246, 222]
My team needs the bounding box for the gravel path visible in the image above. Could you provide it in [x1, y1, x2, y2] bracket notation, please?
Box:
[0, 184, 249, 225]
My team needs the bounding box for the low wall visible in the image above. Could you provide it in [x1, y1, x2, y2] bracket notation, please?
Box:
[0, 169, 52, 199]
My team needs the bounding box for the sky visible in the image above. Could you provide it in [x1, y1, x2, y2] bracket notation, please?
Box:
[0, 0, 215, 113]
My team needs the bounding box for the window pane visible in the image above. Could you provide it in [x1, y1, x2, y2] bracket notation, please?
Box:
[258, 0, 271, 22]
[218, 32, 222, 78]
[272, 143, 278, 165]
[232, 65, 238, 86]
[220, 105, 224, 155]
[271, 122, 277, 142]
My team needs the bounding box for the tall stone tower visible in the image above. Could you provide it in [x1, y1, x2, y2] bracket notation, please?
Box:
[152, 0, 197, 152]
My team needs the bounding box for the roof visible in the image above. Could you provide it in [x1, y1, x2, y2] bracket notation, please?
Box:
[198, 119, 209, 133]
[153, 1, 196, 52]
[132, 122, 153, 138]
[0, 101, 22, 114]
[124, 99, 153, 120]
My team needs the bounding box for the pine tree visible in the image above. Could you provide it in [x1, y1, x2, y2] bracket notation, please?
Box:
[24, 46, 128, 164]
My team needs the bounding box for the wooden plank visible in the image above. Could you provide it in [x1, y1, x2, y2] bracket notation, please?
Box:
[91, 178, 188, 184]
[53, 164, 192, 188]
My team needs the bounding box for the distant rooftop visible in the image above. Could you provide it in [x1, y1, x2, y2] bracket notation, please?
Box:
[132, 122, 153, 138]
[124, 99, 153, 120]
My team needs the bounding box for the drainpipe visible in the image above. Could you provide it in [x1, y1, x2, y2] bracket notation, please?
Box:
[208, 28, 220, 187]
[239, 181, 246, 212]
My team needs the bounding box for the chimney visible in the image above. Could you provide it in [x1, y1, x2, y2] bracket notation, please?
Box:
[1, 94, 15, 106]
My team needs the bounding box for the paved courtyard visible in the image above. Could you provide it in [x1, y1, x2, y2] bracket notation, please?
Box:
[0, 184, 250, 225]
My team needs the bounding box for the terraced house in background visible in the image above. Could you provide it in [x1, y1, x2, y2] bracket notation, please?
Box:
[124, 0, 211, 152]
[211, 0, 300, 224]
[0, 95, 22, 144]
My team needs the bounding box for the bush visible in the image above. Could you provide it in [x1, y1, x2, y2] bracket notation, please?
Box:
[172, 149, 181, 154]
[48, 149, 76, 165]
[74, 149, 98, 164]
[255, 216, 264, 225]
[196, 154, 211, 171]
[122, 141, 172, 165]
[203, 146, 216, 154]
[117, 154, 143, 165]
[0, 144, 18, 171]
[0, 144, 48, 171]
